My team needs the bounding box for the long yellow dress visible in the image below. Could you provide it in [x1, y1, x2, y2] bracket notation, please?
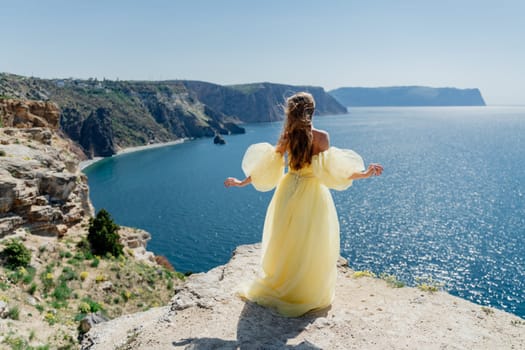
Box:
[239, 142, 365, 317]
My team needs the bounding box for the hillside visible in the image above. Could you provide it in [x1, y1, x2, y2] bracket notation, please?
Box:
[1, 74, 347, 158]
[0, 73, 245, 158]
[0, 100, 185, 349]
[330, 86, 486, 107]
[182, 81, 347, 123]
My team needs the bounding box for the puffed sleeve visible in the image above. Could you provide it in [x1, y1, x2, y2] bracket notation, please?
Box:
[312, 147, 365, 191]
[242, 143, 285, 192]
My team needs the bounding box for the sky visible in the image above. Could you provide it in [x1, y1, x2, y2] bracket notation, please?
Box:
[1, 0, 524, 105]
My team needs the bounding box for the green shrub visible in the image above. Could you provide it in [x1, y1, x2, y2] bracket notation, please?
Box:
[22, 267, 36, 284]
[0, 150, 6, 157]
[1, 239, 31, 268]
[87, 209, 123, 257]
[81, 297, 103, 313]
[91, 257, 100, 267]
[59, 267, 78, 282]
[35, 304, 44, 313]
[7, 305, 20, 320]
[40, 270, 55, 294]
[52, 281, 72, 306]
[28, 283, 37, 295]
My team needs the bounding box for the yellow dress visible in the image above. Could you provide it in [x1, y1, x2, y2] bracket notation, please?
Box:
[239, 142, 365, 317]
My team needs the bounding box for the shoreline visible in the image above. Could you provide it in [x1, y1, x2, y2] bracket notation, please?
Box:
[79, 138, 188, 171]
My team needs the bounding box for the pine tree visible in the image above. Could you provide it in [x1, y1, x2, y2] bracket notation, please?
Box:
[87, 209, 123, 257]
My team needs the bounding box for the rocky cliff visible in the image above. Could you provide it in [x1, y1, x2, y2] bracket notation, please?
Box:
[81, 244, 524, 350]
[182, 81, 348, 123]
[330, 86, 486, 107]
[0, 99, 92, 236]
[1, 73, 347, 159]
[0, 99, 184, 349]
[1, 74, 246, 158]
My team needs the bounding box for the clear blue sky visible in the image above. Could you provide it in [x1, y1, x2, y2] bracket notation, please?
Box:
[1, 0, 523, 105]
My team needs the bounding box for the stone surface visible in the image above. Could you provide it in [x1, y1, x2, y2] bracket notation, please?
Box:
[81, 244, 525, 350]
[0, 107, 93, 237]
[79, 312, 110, 334]
[119, 227, 156, 264]
[0, 99, 60, 129]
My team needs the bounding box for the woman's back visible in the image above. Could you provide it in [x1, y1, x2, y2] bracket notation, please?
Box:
[311, 128, 329, 157]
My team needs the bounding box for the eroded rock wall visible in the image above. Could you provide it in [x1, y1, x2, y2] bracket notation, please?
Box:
[0, 99, 93, 237]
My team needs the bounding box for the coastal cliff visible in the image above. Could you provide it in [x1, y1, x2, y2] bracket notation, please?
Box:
[181, 81, 347, 123]
[1, 73, 246, 158]
[2, 98, 524, 349]
[1, 73, 347, 159]
[0, 99, 184, 349]
[81, 244, 525, 349]
[330, 86, 486, 107]
[0, 99, 92, 236]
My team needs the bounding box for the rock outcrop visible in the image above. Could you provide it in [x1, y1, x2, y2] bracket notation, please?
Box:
[0, 99, 93, 236]
[0, 98, 60, 128]
[79, 107, 116, 157]
[81, 244, 525, 350]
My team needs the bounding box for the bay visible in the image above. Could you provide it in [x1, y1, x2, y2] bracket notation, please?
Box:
[84, 107, 525, 318]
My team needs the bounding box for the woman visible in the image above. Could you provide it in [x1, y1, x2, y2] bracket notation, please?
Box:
[224, 92, 383, 317]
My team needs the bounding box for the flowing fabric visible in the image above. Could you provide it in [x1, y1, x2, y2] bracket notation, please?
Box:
[238, 142, 365, 317]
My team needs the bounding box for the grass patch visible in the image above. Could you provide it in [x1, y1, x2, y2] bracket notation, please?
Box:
[415, 276, 444, 293]
[59, 266, 78, 282]
[379, 273, 405, 288]
[481, 306, 494, 315]
[81, 297, 103, 313]
[352, 270, 376, 278]
[27, 282, 37, 295]
[7, 305, 20, 320]
[52, 281, 72, 308]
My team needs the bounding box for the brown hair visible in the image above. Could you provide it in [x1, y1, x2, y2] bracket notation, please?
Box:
[280, 92, 315, 170]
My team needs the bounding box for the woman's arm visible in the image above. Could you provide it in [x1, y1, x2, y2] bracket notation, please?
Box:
[349, 163, 383, 180]
[224, 176, 252, 188]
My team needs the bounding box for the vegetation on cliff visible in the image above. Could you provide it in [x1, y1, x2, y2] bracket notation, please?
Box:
[0, 101, 184, 349]
[0, 221, 184, 349]
[1, 73, 348, 158]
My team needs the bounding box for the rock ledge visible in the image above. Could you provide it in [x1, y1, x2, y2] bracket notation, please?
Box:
[81, 244, 525, 350]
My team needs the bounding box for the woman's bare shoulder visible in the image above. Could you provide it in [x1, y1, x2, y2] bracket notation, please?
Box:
[312, 128, 330, 153]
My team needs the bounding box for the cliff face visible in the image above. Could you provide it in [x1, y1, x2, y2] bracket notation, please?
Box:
[1, 74, 347, 158]
[0, 99, 93, 236]
[0, 99, 184, 348]
[81, 244, 525, 350]
[330, 86, 486, 107]
[183, 81, 348, 123]
[1, 74, 246, 158]
[79, 108, 116, 157]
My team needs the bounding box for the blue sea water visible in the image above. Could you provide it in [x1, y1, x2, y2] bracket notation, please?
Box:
[84, 107, 525, 318]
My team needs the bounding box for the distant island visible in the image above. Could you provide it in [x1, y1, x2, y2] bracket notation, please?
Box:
[329, 86, 486, 107]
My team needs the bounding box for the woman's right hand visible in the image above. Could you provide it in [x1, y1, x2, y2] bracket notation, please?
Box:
[224, 177, 243, 187]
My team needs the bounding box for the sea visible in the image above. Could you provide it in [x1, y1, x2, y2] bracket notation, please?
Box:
[84, 107, 525, 318]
